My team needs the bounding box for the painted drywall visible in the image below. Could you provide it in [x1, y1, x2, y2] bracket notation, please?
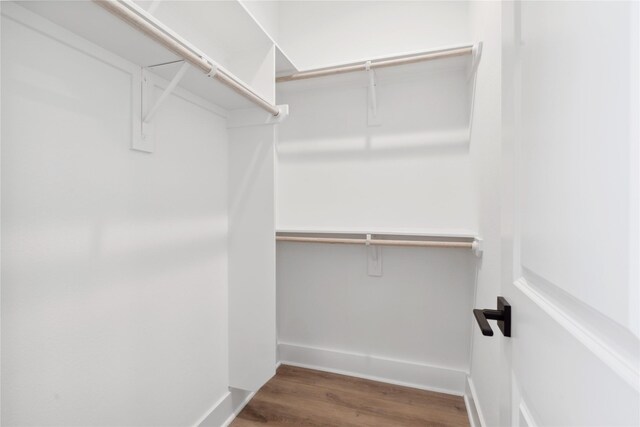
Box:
[228, 124, 277, 392]
[276, 57, 478, 232]
[277, 243, 476, 394]
[274, 1, 478, 393]
[277, 1, 470, 70]
[467, 2, 503, 426]
[1, 7, 230, 426]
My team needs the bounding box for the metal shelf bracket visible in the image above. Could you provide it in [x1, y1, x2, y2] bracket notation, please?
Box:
[366, 61, 381, 126]
[133, 61, 190, 153]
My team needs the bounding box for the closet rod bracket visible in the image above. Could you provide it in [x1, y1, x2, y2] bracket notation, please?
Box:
[468, 42, 483, 80]
[366, 61, 381, 126]
[144, 61, 191, 124]
[472, 237, 483, 257]
[365, 234, 383, 276]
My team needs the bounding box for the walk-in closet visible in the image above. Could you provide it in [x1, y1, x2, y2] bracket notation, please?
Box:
[2, 1, 638, 426]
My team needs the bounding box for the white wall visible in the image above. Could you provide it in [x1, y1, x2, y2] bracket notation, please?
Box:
[274, 1, 478, 395]
[277, 1, 470, 70]
[1, 6, 230, 426]
[276, 57, 477, 232]
[467, 2, 503, 426]
[277, 243, 476, 394]
[228, 124, 277, 392]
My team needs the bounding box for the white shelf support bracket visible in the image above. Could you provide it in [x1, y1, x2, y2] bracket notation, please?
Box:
[468, 41, 483, 80]
[472, 237, 483, 257]
[366, 61, 381, 126]
[467, 42, 483, 142]
[144, 61, 190, 124]
[365, 234, 383, 276]
[133, 68, 155, 153]
[134, 62, 190, 153]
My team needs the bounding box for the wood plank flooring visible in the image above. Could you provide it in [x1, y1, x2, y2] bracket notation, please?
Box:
[231, 365, 469, 426]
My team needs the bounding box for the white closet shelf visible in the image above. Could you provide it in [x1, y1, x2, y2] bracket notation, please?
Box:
[234, 0, 300, 75]
[275, 47, 299, 75]
[276, 228, 482, 255]
[277, 227, 478, 238]
[19, 0, 280, 115]
[275, 42, 482, 138]
[276, 43, 481, 84]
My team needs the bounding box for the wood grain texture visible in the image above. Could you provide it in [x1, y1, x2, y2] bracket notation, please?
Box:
[231, 365, 469, 426]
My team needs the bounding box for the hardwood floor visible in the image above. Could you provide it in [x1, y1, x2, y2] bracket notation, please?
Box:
[231, 365, 470, 426]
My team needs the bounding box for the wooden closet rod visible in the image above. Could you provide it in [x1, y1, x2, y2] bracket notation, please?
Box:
[95, 0, 280, 116]
[276, 45, 474, 83]
[276, 236, 474, 249]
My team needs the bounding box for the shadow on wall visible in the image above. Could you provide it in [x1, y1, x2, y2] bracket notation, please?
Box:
[276, 129, 470, 163]
[4, 215, 228, 304]
[276, 57, 474, 164]
[276, 243, 479, 370]
[229, 134, 273, 219]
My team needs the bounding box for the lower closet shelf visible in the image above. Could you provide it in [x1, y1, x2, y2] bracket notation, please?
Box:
[275, 229, 482, 256]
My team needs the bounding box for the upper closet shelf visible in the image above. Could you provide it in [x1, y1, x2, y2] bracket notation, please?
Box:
[276, 43, 482, 84]
[276, 43, 482, 131]
[19, 0, 281, 116]
[233, 0, 300, 75]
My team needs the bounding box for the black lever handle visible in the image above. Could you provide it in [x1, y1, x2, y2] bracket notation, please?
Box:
[473, 297, 511, 337]
[473, 309, 495, 336]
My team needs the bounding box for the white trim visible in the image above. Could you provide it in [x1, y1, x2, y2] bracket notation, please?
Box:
[220, 390, 256, 427]
[192, 388, 255, 427]
[518, 401, 537, 427]
[278, 342, 467, 396]
[466, 376, 487, 427]
[191, 391, 231, 427]
[463, 395, 476, 427]
[514, 276, 640, 391]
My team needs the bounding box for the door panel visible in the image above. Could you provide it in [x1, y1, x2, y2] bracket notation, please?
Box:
[518, 0, 633, 327]
[503, 1, 639, 425]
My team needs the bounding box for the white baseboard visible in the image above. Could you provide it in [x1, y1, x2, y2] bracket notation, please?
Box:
[194, 388, 255, 427]
[465, 376, 486, 427]
[278, 341, 467, 396]
[464, 394, 479, 427]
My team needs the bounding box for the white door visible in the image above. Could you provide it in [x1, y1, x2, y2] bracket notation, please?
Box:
[499, 1, 639, 425]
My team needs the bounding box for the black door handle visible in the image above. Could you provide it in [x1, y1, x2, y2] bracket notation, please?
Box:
[473, 297, 511, 337]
